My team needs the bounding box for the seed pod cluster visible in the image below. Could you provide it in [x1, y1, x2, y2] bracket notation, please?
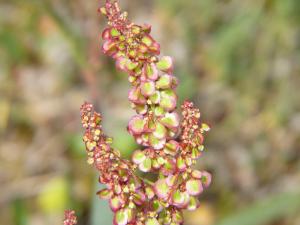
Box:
[77, 1, 212, 225]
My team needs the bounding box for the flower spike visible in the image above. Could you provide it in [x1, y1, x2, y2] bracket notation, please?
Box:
[73, 1, 212, 224]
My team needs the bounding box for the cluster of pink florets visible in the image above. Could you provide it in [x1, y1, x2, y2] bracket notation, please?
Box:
[64, 210, 77, 225]
[68, 1, 212, 225]
[81, 102, 154, 225]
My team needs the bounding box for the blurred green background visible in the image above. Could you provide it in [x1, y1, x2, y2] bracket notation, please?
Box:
[1, 0, 300, 225]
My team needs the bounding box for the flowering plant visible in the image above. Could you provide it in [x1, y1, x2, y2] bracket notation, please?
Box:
[65, 1, 212, 224]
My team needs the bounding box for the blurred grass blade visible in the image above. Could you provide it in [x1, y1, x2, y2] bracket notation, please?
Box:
[215, 191, 300, 225]
[12, 199, 28, 225]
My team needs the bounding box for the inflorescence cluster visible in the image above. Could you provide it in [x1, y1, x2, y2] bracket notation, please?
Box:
[70, 1, 212, 224]
[64, 210, 77, 225]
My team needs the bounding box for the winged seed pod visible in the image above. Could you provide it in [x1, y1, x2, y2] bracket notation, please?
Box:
[65, 1, 212, 224]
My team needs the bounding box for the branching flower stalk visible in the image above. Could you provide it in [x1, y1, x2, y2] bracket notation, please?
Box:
[75, 1, 212, 224]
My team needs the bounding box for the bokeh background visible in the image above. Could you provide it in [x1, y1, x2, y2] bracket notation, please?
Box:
[1, 0, 300, 225]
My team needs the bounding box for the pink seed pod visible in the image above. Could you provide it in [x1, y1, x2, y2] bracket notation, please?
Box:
[156, 56, 174, 74]
[154, 178, 170, 199]
[128, 115, 146, 135]
[143, 63, 159, 81]
[201, 171, 212, 188]
[140, 81, 156, 97]
[186, 179, 204, 196]
[160, 112, 180, 130]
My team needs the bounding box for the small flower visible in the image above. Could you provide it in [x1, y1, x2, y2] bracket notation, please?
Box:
[64, 210, 77, 225]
